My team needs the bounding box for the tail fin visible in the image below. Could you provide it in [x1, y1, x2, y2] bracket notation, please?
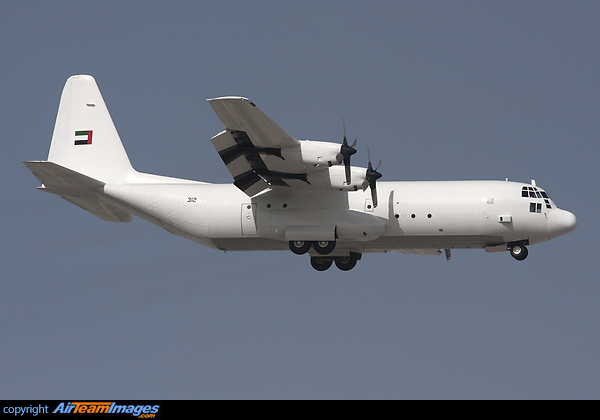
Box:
[47, 75, 134, 184]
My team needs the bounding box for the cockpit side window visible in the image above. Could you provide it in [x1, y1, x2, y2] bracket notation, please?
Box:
[530, 203, 543, 213]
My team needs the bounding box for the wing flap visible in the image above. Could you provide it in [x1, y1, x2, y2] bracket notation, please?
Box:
[211, 131, 269, 197]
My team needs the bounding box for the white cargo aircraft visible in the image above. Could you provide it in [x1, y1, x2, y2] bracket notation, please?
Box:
[25, 75, 576, 271]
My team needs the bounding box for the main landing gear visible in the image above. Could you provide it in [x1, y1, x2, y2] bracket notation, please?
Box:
[310, 253, 362, 272]
[289, 240, 337, 255]
[289, 240, 361, 271]
[290, 241, 335, 255]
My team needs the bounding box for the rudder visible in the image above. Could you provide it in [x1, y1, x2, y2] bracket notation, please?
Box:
[47, 75, 134, 184]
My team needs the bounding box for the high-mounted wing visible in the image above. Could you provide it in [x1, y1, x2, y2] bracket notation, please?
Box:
[209, 97, 311, 196]
[208, 96, 375, 198]
[208, 97, 299, 149]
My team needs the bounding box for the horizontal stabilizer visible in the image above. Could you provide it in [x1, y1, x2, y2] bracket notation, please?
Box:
[24, 161, 131, 222]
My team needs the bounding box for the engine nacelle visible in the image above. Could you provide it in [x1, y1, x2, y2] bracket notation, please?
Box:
[307, 165, 367, 191]
[297, 140, 343, 167]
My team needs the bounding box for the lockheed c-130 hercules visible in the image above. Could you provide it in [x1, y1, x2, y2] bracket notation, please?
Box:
[25, 75, 576, 271]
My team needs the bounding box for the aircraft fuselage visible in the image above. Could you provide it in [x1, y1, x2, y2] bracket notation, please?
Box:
[103, 178, 575, 257]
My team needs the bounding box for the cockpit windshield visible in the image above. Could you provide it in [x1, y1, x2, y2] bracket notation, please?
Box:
[522, 186, 553, 209]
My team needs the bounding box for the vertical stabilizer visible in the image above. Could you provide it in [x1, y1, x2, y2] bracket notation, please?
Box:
[47, 75, 134, 183]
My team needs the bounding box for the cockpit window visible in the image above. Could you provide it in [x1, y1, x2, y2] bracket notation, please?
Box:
[530, 203, 542, 213]
[523, 186, 553, 209]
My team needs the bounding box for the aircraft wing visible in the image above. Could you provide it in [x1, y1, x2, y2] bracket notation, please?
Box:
[208, 97, 311, 196]
[208, 97, 299, 149]
[208, 97, 365, 198]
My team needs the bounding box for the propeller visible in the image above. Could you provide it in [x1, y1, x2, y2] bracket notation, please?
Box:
[362, 148, 382, 207]
[338, 120, 357, 185]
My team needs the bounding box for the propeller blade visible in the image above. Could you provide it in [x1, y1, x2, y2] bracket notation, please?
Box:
[340, 120, 357, 184]
[345, 159, 352, 186]
[362, 179, 370, 191]
[365, 147, 382, 207]
[370, 183, 378, 208]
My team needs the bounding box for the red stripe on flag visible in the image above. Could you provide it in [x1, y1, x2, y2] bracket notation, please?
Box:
[87, 130, 93, 144]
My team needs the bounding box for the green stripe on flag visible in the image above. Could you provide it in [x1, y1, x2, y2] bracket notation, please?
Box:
[75, 130, 90, 136]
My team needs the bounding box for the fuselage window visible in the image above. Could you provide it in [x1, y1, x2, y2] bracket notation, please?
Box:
[530, 203, 536, 213]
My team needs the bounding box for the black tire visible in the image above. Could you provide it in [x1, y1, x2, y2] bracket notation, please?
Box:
[335, 256, 357, 271]
[510, 245, 529, 261]
[313, 240, 336, 255]
[311, 257, 333, 271]
[289, 240, 312, 255]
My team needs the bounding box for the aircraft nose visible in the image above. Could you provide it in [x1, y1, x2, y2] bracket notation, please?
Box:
[548, 209, 577, 239]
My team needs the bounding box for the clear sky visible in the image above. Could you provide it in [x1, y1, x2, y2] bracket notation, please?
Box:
[2, 1, 598, 399]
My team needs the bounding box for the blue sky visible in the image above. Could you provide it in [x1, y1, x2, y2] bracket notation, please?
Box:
[2, 1, 599, 399]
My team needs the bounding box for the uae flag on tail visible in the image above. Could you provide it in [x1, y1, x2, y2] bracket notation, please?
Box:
[74, 130, 93, 145]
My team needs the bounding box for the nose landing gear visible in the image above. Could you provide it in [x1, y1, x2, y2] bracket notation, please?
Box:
[509, 244, 529, 261]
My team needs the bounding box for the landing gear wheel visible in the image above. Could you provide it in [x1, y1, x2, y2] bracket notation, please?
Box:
[510, 245, 529, 261]
[335, 256, 357, 271]
[311, 257, 333, 271]
[313, 240, 336, 255]
[289, 240, 312, 255]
